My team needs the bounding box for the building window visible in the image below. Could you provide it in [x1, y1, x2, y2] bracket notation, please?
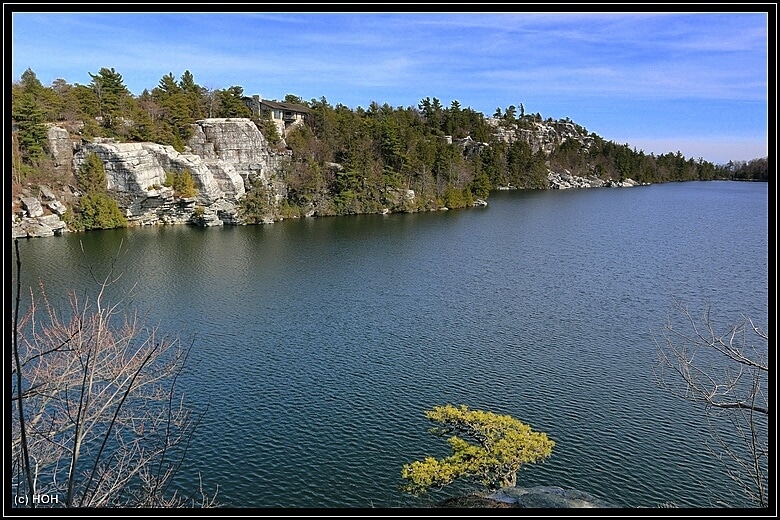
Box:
[273, 110, 282, 119]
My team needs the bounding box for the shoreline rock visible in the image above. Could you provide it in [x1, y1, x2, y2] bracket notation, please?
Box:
[436, 485, 617, 508]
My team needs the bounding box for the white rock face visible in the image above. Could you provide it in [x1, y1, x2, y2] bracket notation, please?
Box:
[189, 118, 269, 164]
[189, 118, 291, 200]
[486, 118, 595, 156]
[71, 119, 291, 204]
[73, 141, 221, 203]
[66, 118, 297, 225]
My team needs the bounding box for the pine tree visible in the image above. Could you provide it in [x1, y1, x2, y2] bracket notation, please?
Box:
[157, 72, 181, 96]
[88, 67, 130, 131]
[153, 73, 194, 150]
[73, 153, 127, 230]
[20, 68, 44, 97]
[179, 70, 205, 119]
[13, 93, 48, 164]
[77, 152, 107, 194]
[216, 86, 251, 118]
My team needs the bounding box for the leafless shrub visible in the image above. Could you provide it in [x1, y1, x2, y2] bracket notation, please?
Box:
[655, 298, 768, 508]
[11, 238, 217, 508]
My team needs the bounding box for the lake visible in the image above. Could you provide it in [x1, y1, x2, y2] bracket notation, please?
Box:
[12, 181, 769, 508]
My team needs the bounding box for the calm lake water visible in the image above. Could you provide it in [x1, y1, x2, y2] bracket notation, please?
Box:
[12, 181, 768, 509]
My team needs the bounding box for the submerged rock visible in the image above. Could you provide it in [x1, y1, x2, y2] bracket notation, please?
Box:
[437, 485, 616, 508]
[488, 485, 616, 508]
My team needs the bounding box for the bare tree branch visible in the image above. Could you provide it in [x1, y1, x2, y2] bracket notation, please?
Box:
[655, 299, 768, 507]
[13, 238, 36, 508]
[11, 243, 218, 508]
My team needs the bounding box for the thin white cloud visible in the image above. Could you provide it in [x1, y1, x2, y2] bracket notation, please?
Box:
[9, 11, 769, 165]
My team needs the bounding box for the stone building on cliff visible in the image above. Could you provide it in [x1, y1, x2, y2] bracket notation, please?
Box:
[242, 95, 309, 138]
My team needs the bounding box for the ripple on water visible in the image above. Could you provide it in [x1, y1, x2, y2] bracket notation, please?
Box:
[15, 183, 767, 508]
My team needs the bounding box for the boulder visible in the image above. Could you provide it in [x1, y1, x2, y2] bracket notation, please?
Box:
[47, 200, 68, 216]
[38, 184, 58, 201]
[21, 197, 44, 218]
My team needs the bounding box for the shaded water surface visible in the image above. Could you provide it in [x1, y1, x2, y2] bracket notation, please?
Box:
[14, 181, 768, 508]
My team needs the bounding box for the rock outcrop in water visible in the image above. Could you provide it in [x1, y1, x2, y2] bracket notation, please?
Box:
[547, 170, 641, 189]
[488, 485, 617, 507]
[436, 486, 618, 508]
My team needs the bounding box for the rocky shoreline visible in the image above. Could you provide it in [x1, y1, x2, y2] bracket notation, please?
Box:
[11, 174, 642, 239]
[11, 118, 645, 240]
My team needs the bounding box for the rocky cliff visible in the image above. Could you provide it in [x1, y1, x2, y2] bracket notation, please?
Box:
[73, 118, 290, 203]
[486, 117, 596, 155]
[12, 119, 294, 237]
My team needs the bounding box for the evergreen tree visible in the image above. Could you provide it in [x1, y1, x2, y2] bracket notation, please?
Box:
[75, 191, 127, 230]
[470, 169, 492, 200]
[77, 152, 108, 194]
[418, 97, 432, 117]
[378, 118, 405, 174]
[164, 170, 198, 198]
[255, 110, 282, 146]
[418, 97, 443, 134]
[238, 181, 274, 223]
[12, 93, 48, 164]
[283, 93, 305, 105]
[43, 78, 71, 121]
[73, 152, 127, 230]
[402, 405, 554, 494]
[406, 136, 437, 196]
[156, 72, 181, 96]
[216, 86, 251, 118]
[503, 105, 517, 125]
[20, 68, 44, 97]
[18, 68, 65, 122]
[88, 67, 131, 132]
[152, 72, 195, 150]
[179, 70, 205, 119]
[179, 70, 197, 93]
[127, 98, 156, 142]
[69, 84, 101, 119]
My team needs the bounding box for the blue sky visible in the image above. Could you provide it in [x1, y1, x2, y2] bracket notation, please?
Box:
[10, 10, 770, 164]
